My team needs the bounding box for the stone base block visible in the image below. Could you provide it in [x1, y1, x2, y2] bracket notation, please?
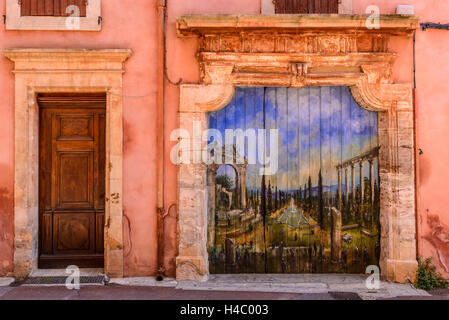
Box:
[176, 256, 208, 281]
[384, 259, 418, 284]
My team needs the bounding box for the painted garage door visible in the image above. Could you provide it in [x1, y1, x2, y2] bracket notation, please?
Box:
[207, 86, 380, 274]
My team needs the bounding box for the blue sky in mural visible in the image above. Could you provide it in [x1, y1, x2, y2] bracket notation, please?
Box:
[209, 86, 379, 191]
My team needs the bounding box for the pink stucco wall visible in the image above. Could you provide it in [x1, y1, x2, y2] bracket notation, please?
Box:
[0, 0, 161, 277]
[1, 0, 449, 278]
[354, 0, 449, 277]
[165, 0, 449, 277]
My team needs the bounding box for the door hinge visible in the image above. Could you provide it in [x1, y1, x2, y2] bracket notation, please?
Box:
[98, 16, 102, 25]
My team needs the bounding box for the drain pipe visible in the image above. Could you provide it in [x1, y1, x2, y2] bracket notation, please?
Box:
[156, 0, 166, 281]
[420, 22, 449, 31]
[412, 30, 420, 258]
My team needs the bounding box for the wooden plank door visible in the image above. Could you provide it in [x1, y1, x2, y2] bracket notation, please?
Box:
[207, 87, 381, 274]
[39, 94, 106, 269]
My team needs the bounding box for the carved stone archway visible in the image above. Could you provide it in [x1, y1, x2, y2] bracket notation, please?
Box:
[175, 15, 419, 283]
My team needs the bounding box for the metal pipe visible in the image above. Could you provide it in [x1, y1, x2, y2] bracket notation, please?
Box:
[421, 22, 449, 31]
[413, 31, 420, 258]
[156, 0, 166, 280]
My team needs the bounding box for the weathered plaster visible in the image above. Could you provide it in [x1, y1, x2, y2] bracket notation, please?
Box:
[5, 0, 102, 31]
[176, 14, 419, 283]
[2, 49, 131, 278]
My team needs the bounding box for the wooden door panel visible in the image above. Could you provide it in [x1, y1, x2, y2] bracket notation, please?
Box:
[53, 212, 95, 254]
[96, 115, 106, 211]
[56, 152, 94, 209]
[96, 212, 105, 254]
[39, 94, 106, 268]
[41, 212, 53, 254]
[58, 115, 94, 141]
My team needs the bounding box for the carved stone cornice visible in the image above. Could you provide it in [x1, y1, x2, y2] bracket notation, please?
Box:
[177, 14, 419, 36]
[178, 15, 418, 53]
[2, 49, 132, 71]
[177, 14, 418, 112]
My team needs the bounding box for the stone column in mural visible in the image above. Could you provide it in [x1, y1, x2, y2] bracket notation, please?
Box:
[345, 167, 349, 204]
[360, 162, 365, 202]
[331, 207, 342, 262]
[235, 167, 241, 209]
[351, 164, 356, 205]
[207, 166, 218, 248]
[225, 238, 236, 266]
[338, 167, 342, 208]
[240, 159, 248, 209]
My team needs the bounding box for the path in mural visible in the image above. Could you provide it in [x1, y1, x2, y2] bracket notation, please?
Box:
[208, 86, 381, 274]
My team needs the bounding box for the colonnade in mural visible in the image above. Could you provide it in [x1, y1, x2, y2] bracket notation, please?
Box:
[337, 147, 380, 215]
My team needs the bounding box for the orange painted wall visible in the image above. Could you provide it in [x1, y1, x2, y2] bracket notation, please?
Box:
[1, 0, 449, 278]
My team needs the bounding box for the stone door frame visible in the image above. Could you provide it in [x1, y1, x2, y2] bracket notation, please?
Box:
[2, 49, 131, 278]
[176, 15, 419, 283]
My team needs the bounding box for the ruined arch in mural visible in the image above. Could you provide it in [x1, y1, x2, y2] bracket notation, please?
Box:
[176, 15, 419, 282]
[206, 145, 249, 249]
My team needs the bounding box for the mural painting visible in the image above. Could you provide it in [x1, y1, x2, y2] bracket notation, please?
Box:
[207, 87, 380, 274]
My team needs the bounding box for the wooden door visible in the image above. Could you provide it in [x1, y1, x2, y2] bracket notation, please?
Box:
[207, 87, 381, 274]
[38, 94, 106, 269]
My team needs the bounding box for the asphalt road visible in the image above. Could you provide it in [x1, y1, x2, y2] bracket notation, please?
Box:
[0, 285, 447, 300]
[0, 285, 359, 300]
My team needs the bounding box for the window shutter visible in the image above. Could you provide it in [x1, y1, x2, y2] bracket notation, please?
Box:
[275, 0, 339, 14]
[20, 0, 87, 17]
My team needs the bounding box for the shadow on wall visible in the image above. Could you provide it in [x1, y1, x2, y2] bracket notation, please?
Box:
[424, 212, 449, 274]
[0, 185, 14, 276]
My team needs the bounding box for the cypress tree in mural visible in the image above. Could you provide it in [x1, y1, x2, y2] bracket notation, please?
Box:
[275, 186, 279, 210]
[318, 170, 324, 230]
[261, 174, 268, 272]
[308, 176, 313, 213]
[304, 184, 307, 209]
[256, 190, 259, 208]
[268, 181, 273, 212]
[261, 176, 267, 223]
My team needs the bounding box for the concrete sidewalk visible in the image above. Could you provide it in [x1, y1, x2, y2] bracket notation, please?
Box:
[111, 274, 431, 300]
[0, 274, 442, 300]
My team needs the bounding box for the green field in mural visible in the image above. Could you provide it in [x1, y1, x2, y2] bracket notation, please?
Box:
[207, 86, 380, 274]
